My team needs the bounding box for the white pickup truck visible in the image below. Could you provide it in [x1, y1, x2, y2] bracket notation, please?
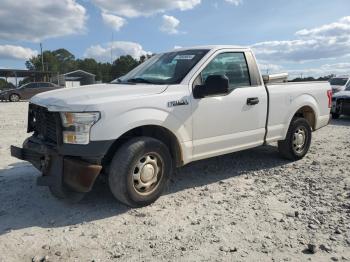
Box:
[11, 45, 332, 207]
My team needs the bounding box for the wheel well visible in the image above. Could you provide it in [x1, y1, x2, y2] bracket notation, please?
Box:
[103, 125, 183, 168]
[293, 106, 316, 130]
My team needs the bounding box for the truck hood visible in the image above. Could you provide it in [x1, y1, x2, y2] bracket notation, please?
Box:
[30, 83, 168, 111]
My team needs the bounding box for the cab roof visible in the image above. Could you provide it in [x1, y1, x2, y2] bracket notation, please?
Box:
[173, 45, 251, 52]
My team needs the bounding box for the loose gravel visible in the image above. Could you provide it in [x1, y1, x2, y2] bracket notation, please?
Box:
[0, 102, 349, 262]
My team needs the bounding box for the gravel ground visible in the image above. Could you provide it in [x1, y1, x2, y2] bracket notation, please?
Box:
[0, 102, 349, 262]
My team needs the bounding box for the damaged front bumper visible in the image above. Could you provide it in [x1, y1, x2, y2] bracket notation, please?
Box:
[10, 137, 108, 193]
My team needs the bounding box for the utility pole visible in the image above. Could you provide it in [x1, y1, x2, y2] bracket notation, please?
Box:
[40, 43, 44, 72]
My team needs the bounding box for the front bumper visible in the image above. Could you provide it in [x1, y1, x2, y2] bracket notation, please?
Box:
[332, 97, 350, 115]
[0, 93, 7, 100]
[11, 137, 107, 193]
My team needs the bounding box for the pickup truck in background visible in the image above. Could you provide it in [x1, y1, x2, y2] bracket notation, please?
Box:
[331, 83, 350, 119]
[329, 75, 350, 94]
[11, 46, 332, 207]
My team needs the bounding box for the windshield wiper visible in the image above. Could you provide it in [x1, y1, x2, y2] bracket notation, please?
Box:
[127, 78, 153, 84]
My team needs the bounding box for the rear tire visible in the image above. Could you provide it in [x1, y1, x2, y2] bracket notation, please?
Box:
[331, 113, 340, 119]
[108, 137, 172, 208]
[9, 93, 20, 102]
[278, 118, 312, 161]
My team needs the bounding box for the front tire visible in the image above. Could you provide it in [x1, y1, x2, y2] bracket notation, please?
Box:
[108, 137, 173, 208]
[278, 118, 312, 161]
[9, 93, 20, 102]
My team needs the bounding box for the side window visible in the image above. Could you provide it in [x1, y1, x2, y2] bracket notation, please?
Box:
[38, 83, 49, 88]
[201, 52, 251, 90]
[27, 83, 38, 88]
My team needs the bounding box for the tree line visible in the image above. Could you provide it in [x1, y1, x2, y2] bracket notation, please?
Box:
[25, 48, 151, 84]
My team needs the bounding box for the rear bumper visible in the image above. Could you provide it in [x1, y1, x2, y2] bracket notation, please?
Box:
[11, 137, 106, 193]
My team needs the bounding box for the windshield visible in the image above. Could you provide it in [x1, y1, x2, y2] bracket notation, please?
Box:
[330, 78, 348, 86]
[346, 82, 350, 91]
[112, 49, 209, 85]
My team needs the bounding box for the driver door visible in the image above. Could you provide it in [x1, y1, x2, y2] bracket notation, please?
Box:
[191, 51, 268, 160]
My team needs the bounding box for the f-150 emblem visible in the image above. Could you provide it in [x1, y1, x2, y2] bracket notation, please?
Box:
[168, 99, 189, 107]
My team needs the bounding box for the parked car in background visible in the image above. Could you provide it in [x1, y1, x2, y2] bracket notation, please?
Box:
[329, 75, 350, 94]
[331, 81, 350, 119]
[0, 82, 61, 102]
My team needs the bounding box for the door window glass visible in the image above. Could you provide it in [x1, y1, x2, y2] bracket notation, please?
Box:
[38, 83, 49, 88]
[27, 83, 38, 88]
[201, 52, 251, 90]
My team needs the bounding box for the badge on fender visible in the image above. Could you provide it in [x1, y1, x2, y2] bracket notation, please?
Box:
[168, 99, 189, 107]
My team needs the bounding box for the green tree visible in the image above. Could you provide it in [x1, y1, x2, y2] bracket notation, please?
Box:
[25, 48, 143, 83]
[26, 49, 76, 73]
[111, 55, 139, 79]
[0, 79, 6, 89]
[0, 79, 15, 91]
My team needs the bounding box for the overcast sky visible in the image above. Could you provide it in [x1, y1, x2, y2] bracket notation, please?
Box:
[0, 0, 350, 77]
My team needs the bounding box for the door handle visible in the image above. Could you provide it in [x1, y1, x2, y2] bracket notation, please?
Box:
[247, 97, 259, 105]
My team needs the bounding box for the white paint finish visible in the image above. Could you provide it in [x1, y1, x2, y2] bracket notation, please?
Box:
[30, 83, 169, 111]
[316, 115, 331, 130]
[191, 86, 268, 158]
[266, 81, 330, 140]
[191, 128, 265, 161]
[89, 84, 193, 142]
[29, 46, 331, 165]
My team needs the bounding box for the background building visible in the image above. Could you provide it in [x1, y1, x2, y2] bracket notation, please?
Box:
[52, 70, 96, 87]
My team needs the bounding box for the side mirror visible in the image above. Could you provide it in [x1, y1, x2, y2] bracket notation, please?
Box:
[193, 75, 229, 99]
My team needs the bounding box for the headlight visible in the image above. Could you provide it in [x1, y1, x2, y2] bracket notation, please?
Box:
[60, 112, 100, 145]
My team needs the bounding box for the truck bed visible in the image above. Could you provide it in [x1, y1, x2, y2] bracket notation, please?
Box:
[265, 81, 331, 143]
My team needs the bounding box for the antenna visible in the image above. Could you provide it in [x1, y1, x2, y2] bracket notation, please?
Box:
[40, 43, 44, 72]
[111, 32, 114, 64]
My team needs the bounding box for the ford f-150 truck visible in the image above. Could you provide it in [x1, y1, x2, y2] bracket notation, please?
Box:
[11, 46, 332, 207]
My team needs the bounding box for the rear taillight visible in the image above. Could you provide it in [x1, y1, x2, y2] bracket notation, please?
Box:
[327, 90, 332, 108]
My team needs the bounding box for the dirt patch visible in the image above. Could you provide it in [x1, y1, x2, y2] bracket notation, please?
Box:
[0, 102, 349, 261]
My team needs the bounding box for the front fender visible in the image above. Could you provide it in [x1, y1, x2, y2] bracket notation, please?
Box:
[90, 107, 191, 144]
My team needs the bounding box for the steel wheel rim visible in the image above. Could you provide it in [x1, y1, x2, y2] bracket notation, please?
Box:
[132, 152, 163, 195]
[293, 127, 307, 154]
